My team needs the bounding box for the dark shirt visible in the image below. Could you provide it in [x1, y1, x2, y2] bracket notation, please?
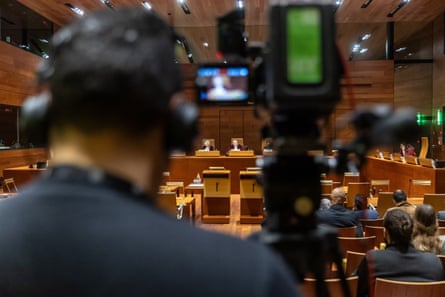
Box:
[316, 204, 363, 237]
[356, 244, 444, 297]
[356, 209, 379, 220]
[0, 165, 300, 297]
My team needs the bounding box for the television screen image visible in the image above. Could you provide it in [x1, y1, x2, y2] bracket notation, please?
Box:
[196, 65, 249, 104]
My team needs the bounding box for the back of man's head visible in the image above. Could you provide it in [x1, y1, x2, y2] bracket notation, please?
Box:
[393, 189, 407, 203]
[384, 208, 413, 247]
[37, 7, 180, 135]
[331, 187, 346, 205]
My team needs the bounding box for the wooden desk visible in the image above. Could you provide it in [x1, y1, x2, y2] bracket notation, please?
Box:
[362, 157, 445, 194]
[3, 166, 46, 188]
[168, 156, 258, 194]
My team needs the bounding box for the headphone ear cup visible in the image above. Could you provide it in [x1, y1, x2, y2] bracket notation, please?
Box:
[165, 101, 199, 154]
[20, 93, 51, 146]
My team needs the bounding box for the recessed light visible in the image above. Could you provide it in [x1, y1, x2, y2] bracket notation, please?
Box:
[141, 1, 152, 10]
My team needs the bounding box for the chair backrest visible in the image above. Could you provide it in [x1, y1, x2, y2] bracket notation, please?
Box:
[374, 278, 445, 297]
[438, 219, 445, 227]
[419, 158, 435, 168]
[419, 136, 429, 159]
[231, 137, 244, 146]
[408, 179, 432, 198]
[3, 178, 18, 193]
[405, 155, 419, 165]
[337, 236, 376, 258]
[156, 192, 178, 217]
[360, 218, 384, 228]
[343, 172, 360, 187]
[370, 180, 390, 197]
[438, 227, 445, 236]
[364, 226, 385, 248]
[423, 194, 445, 212]
[300, 276, 358, 297]
[337, 226, 358, 237]
[347, 182, 370, 209]
[345, 251, 366, 276]
[321, 180, 334, 196]
[376, 192, 395, 217]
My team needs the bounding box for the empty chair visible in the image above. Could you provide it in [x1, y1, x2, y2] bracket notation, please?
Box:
[337, 236, 376, 259]
[360, 218, 384, 228]
[321, 180, 334, 197]
[370, 179, 390, 197]
[376, 192, 394, 217]
[345, 251, 365, 276]
[408, 179, 431, 199]
[346, 182, 370, 209]
[300, 276, 358, 297]
[423, 194, 445, 213]
[3, 178, 18, 193]
[364, 226, 385, 248]
[337, 226, 358, 237]
[343, 172, 360, 187]
[374, 278, 445, 297]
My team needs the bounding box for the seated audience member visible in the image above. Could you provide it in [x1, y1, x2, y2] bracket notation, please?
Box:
[200, 139, 214, 151]
[356, 209, 444, 297]
[412, 204, 445, 255]
[354, 194, 379, 219]
[0, 8, 300, 297]
[316, 187, 363, 237]
[405, 143, 417, 156]
[384, 189, 416, 218]
[319, 198, 331, 211]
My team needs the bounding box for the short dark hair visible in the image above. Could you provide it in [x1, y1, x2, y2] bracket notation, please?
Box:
[393, 189, 407, 203]
[384, 208, 413, 246]
[38, 7, 181, 135]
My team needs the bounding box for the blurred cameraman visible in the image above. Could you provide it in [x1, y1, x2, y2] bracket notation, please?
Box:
[0, 7, 299, 297]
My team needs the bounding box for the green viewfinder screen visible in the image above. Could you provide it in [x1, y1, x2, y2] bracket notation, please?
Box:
[287, 8, 322, 84]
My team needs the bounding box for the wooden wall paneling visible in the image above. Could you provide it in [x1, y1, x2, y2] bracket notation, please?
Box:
[198, 107, 220, 150]
[433, 14, 445, 115]
[242, 110, 263, 154]
[219, 109, 244, 153]
[0, 42, 41, 106]
[0, 148, 48, 178]
[395, 63, 432, 114]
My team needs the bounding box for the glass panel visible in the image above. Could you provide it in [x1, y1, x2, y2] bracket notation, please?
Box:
[0, 0, 53, 58]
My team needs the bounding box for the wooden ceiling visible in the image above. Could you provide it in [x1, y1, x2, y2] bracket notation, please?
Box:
[14, 0, 445, 62]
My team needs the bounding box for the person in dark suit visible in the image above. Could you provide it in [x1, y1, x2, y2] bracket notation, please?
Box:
[316, 187, 363, 237]
[0, 8, 300, 297]
[355, 209, 444, 297]
[229, 139, 243, 151]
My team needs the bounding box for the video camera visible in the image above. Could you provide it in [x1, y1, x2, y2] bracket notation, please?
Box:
[197, 0, 419, 294]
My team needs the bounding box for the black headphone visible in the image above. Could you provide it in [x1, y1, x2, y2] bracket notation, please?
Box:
[21, 91, 199, 154]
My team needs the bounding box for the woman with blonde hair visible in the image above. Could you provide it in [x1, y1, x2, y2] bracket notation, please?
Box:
[412, 204, 445, 254]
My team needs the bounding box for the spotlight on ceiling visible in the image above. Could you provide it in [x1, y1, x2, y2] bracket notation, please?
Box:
[100, 0, 115, 10]
[387, 0, 410, 17]
[236, 0, 244, 9]
[64, 3, 85, 16]
[177, 0, 191, 14]
[361, 0, 373, 8]
[141, 1, 152, 10]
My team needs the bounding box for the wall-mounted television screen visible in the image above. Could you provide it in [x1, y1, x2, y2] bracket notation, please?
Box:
[196, 64, 250, 105]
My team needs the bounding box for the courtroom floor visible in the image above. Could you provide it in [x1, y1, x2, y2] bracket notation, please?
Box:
[193, 194, 263, 239]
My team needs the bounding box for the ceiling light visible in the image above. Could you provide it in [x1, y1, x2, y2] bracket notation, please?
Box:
[237, 0, 244, 9]
[177, 0, 191, 14]
[336, 0, 344, 6]
[100, 0, 115, 10]
[359, 48, 368, 54]
[387, 0, 410, 17]
[202, 42, 209, 47]
[141, 1, 152, 10]
[352, 43, 361, 52]
[361, 33, 371, 41]
[395, 47, 407, 52]
[64, 3, 85, 16]
[361, 0, 373, 8]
